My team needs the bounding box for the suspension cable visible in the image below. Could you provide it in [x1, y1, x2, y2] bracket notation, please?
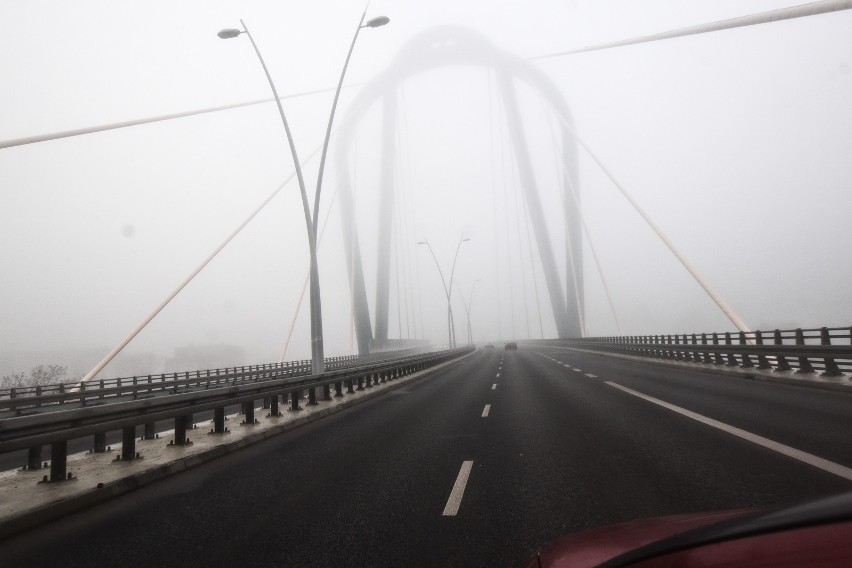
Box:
[555, 115, 750, 332]
[533, 0, 852, 60]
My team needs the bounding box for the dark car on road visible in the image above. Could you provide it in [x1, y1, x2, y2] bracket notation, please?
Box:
[505, 342, 517, 350]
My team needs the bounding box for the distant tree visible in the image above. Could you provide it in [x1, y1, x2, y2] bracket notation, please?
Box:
[1, 364, 71, 390]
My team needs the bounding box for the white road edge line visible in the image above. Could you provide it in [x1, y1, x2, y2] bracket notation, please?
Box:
[492, 384, 497, 390]
[482, 404, 491, 417]
[584, 373, 597, 378]
[605, 381, 852, 482]
[442, 460, 474, 516]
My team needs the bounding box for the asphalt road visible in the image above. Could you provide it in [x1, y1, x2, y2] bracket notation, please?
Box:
[2, 346, 851, 567]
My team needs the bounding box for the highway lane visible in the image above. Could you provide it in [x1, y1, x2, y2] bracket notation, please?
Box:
[2, 346, 850, 567]
[527, 343, 852, 468]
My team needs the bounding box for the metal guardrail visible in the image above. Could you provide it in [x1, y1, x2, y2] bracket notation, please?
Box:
[0, 353, 377, 401]
[533, 326, 852, 376]
[0, 347, 471, 483]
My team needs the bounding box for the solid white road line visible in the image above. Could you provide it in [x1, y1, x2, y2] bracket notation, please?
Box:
[492, 384, 497, 390]
[605, 381, 852, 482]
[584, 373, 597, 378]
[443, 461, 474, 516]
[482, 404, 491, 417]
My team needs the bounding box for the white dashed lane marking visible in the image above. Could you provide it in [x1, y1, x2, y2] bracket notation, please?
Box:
[481, 404, 491, 418]
[584, 373, 597, 378]
[491, 384, 497, 390]
[442, 461, 474, 516]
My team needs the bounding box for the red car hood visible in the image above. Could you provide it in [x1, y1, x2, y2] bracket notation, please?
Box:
[528, 509, 750, 568]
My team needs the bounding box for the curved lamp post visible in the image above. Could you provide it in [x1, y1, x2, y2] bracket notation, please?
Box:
[218, 11, 388, 373]
[418, 236, 470, 348]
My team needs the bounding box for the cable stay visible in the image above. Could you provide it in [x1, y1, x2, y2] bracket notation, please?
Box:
[554, 115, 751, 333]
[533, 0, 852, 60]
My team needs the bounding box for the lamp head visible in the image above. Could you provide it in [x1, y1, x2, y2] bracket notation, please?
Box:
[218, 28, 243, 39]
[364, 16, 390, 28]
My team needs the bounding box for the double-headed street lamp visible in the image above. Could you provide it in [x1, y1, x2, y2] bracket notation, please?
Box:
[418, 236, 470, 348]
[218, 11, 388, 374]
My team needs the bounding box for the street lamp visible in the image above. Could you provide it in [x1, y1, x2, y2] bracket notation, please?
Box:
[218, 11, 388, 374]
[418, 236, 470, 348]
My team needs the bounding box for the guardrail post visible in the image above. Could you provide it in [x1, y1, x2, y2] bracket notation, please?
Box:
[772, 329, 791, 371]
[269, 395, 281, 417]
[335, 381, 344, 397]
[121, 426, 137, 460]
[308, 387, 318, 405]
[213, 407, 227, 432]
[242, 402, 257, 424]
[689, 334, 699, 363]
[724, 333, 738, 366]
[711, 333, 724, 365]
[93, 432, 107, 453]
[754, 331, 772, 369]
[50, 441, 68, 481]
[738, 332, 754, 368]
[144, 422, 156, 440]
[290, 391, 302, 411]
[347, 378, 355, 393]
[27, 445, 43, 470]
[820, 327, 843, 376]
[701, 334, 713, 364]
[323, 384, 332, 401]
[172, 416, 190, 445]
[795, 328, 815, 374]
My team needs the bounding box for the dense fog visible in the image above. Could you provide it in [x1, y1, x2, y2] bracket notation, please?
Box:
[2, 1, 850, 382]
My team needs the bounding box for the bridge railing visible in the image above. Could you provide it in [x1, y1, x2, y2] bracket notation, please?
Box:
[536, 326, 852, 376]
[0, 346, 471, 483]
[0, 351, 423, 404]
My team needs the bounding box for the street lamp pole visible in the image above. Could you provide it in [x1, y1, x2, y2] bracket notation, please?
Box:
[310, 10, 389, 372]
[418, 236, 470, 348]
[218, 13, 388, 374]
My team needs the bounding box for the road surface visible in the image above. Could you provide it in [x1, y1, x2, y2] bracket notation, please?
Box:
[2, 345, 851, 567]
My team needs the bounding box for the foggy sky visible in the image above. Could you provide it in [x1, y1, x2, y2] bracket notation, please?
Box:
[2, 1, 851, 380]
